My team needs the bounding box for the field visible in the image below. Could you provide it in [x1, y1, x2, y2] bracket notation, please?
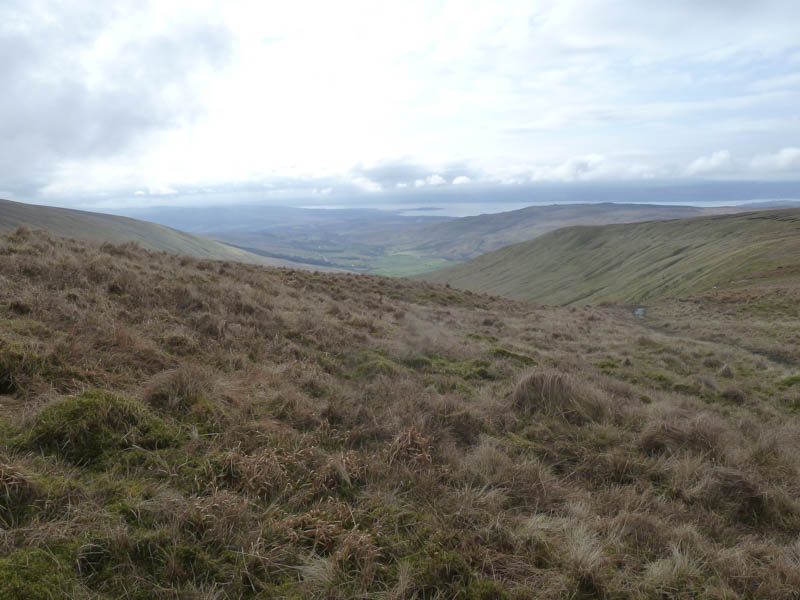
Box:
[2, 227, 800, 598]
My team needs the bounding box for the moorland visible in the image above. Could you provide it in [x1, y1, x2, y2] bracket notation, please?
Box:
[2, 221, 800, 598]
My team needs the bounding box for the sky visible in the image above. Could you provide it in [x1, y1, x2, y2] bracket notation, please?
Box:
[2, 0, 800, 209]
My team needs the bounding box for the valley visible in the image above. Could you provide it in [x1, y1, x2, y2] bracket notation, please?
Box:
[111, 200, 787, 276]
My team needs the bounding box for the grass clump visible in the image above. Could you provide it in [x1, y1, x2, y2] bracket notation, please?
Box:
[512, 368, 607, 423]
[144, 365, 221, 424]
[0, 548, 75, 600]
[24, 391, 178, 467]
[408, 548, 508, 599]
[0, 342, 80, 395]
[0, 461, 40, 527]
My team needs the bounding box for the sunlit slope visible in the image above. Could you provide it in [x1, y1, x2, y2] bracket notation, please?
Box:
[0, 198, 321, 269]
[420, 208, 800, 304]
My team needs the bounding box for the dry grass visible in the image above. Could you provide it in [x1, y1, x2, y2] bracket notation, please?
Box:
[1, 228, 800, 598]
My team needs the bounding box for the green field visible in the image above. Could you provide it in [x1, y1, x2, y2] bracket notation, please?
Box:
[370, 253, 454, 276]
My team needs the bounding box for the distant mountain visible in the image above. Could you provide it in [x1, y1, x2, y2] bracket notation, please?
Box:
[420, 208, 800, 304]
[0, 199, 332, 269]
[114, 204, 451, 235]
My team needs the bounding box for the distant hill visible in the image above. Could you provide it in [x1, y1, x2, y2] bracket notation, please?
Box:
[420, 208, 800, 304]
[382, 202, 720, 262]
[0, 198, 330, 269]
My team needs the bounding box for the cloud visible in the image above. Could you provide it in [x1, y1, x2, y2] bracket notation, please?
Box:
[412, 174, 448, 187]
[3, 1, 800, 205]
[0, 0, 234, 197]
[530, 155, 606, 181]
[350, 161, 480, 189]
[749, 147, 800, 172]
[351, 177, 382, 192]
[686, 150, 733, 176]
[349, 161, 431, 188]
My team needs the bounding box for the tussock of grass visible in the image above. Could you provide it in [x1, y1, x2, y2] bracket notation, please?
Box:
[0, 462, 39, 528]
[512, 368, 610, 423]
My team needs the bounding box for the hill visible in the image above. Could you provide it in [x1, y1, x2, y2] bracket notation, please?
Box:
[420, 208, 800, 304]
[2, 227, 800, 598]
[0, 198, 328, 269]
[379, 202, 716, 262]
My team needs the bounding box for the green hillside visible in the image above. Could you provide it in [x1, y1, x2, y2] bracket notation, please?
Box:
[384, 202, 714, 262]
[0, 199, 326, 269]
[420, 208, 800, 304]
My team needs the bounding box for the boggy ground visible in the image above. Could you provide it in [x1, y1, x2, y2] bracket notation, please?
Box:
[1, 228, 800, 599]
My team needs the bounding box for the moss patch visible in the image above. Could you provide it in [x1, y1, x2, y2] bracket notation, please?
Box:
[404, 353, 494, 380]
[0, 549, 74, 600]
[779, 375, 800, 390]
[22, 391, 178, 468]
[351, 349, 400, 379]
[490, 346, 536, 365]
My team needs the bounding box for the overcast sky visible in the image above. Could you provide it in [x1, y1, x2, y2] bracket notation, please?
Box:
[2, 0, 800, 207]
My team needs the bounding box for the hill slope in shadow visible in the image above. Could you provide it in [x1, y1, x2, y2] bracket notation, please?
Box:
[0, 198, 330, 269]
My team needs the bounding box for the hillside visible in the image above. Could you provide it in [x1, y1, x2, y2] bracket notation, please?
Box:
[0, 198, 326, 270]
[380, 202, 716, 262]
[2, 227, 800, 598]
[421, 208, 800, 305]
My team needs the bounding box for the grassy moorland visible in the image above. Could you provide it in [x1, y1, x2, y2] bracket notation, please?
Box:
[2, 228, 800, 598]
[420, 208, 800, 305]
[0, 199, 324, 270]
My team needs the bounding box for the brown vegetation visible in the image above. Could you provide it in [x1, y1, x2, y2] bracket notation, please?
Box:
[1, 228, 800, 598]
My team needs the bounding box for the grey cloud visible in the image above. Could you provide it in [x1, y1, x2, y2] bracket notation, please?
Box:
[0, 1, 234, 197]
[349, 162, 432, 187]
[349, 161, 481, 188]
